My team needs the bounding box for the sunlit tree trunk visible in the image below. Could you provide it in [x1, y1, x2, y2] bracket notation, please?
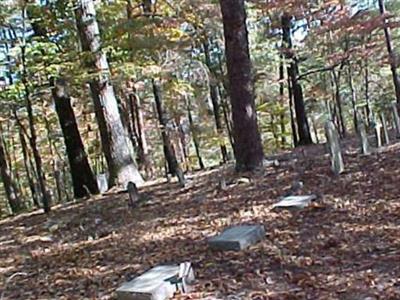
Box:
[186, 97, 205, 169]
[220, 0, 264, 170]
[75, 0, 143, 188]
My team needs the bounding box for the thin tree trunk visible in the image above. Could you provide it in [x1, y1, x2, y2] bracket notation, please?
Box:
[218, 84, 234, 151]
[186, 97, 205, 169]
[331, 70, 346, 137]
[348, 65, 358, 132]
[52, 78, 99, 198]
[0, 127, 23, 214]
[152, 79, 185, 186]
[378, 0, 400, 105]
[75, 0, 143, 188]
[21, 41, 51, 213]
[203, 40, 229, 163]
[364, 60, 372, 127]
[220, 0, 264, 170]
[287, 74, 298, 147]
[282, 14, 312, 145]
[279, 54, 287, 147]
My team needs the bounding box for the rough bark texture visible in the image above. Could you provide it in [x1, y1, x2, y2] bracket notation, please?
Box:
[325, 120, 344, 175]
[282, 14, 312, 146]
[220, 0, 264, 171]
[378, 0, 400, 106]
[52, 78, 99, 198]
[75, 0, 143, 188]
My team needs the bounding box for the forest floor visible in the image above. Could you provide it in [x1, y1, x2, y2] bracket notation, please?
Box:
[1, 138, 400, 300]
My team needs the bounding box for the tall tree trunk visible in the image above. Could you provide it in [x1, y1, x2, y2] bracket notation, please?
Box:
[186, 97, 205, 169]
[348, 65, 358, 132]
[279, 54, 287, 147]
[21, 43, 51, 213]
[0, 127, 23, 214]
[378, 0, 400, 106]
[152, 79, 185, 186]
[52, 78, 99, 198]
[364, 59, 372, 127]
[287, 73, 298, 147]
[218, 84, 234, 150]
[75, 0, 143, 188]
[331, 70, 346, 137]
[219, 0, 264, 170]
[281, 14, 312, 146]
[203, 40, 229, 163]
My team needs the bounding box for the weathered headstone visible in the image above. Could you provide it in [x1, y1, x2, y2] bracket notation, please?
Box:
[380, 112, 390, 145]
[375, 118, 383, 148]
[127, 181, 139, 208]
[116, 263, 195, 300]
[96, 173, 109, 194]
[391, 102, 400, 138]
[208, 225, 265, 251]
[272, 195, 317, 210]
[356, 115, 371, 155]
[324, 120, 344, 175]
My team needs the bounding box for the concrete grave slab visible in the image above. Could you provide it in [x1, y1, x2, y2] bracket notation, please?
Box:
[208, 225, 265, 251]
[116, 263, 194, 300]
[272, 195, 317, 210]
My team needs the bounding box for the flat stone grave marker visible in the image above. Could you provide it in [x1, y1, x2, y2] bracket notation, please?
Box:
[272, 195, 317, 210]
[208, 225, 265, 251]
[96, 173, 108, 194]
[116, 263, 194, 300]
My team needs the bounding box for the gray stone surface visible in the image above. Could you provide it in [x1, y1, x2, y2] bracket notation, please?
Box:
[96, 173, 109, 194]
[325, 120, 344, 175]
[208, 225, 265, 251]
[272, 195, 317, 210]
[116, 265, 179, 300]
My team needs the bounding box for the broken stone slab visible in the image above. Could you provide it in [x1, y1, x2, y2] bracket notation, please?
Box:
[272, 195, 317, 210]
[116, 263, 194, 300]
[208, 225, 265, 251]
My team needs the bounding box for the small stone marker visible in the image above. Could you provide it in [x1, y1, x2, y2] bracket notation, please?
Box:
[324, 120, 344, 175]
[356, 115, 371, 155]
[208, 225, 265, 251]
[375, 118, 383, 148]
[96, 173, 109, 193]
[116, 263, 195, 300]
[127, 181, 139, 208]
[272, 195, 317, 210]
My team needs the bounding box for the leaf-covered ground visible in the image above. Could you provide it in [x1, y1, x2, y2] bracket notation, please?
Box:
[1, 141, 400, 299]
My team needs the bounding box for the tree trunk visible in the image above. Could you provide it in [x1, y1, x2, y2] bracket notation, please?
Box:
[364, 60, 372, 127]
[75, 0, 143, 188]
[347, 65, 358, 132]
[287, 74, 298, 147]
[331, 70, 346, 137]
[21, 44, 51, 213]
[279, 54, 287, 147]
[186, 97, 205, 169]
[219, 0, 264, 170]
[52, 78, 99, 198]
[378, 0, 400, 106]
[203, 40, 229, 163]
[281, 14, 312, 146]
[152, 79, 185, 186]
[0, 127, 23, 213]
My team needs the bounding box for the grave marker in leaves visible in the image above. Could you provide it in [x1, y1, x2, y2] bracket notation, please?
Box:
[325, 120, 344, 175]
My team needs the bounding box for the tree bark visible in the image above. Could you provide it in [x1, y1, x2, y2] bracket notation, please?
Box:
[186, 97, 205, 169]
[281, 14, 312, 146]
[219, 0, 264, 170]
[203, 40, 229, 163]
[0, 127, 23, 214]
[152, 79, 185, 186]
[75, 0, 143, 188]
[52, 78, 99, 198]
[378, 0, 400, 106]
